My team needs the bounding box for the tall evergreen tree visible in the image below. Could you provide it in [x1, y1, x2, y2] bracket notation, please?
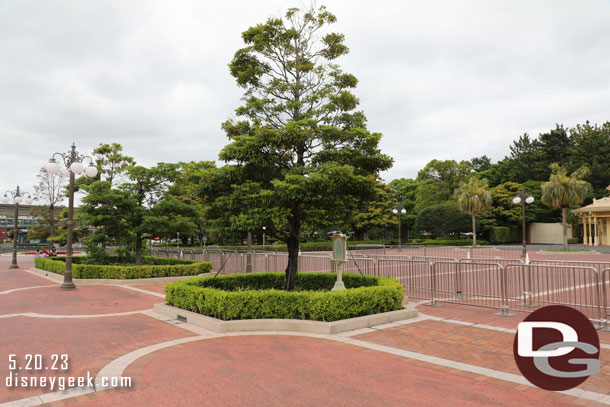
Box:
[209, 6, 392, 290]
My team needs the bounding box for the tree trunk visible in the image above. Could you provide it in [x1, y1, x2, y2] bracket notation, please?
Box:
[472, 214, 477, 246]
[284, 216, 301, 291]
[135, 232, 142, 265]
[562, 207, 568, 251]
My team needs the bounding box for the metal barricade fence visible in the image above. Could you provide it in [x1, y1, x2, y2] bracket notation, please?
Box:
[602, 268, 610, 330]
[504, 264, 601, 323]
[333, 257, 377, 276]
[459, 258, 524, 268]
[299, 255, 332, 273]
[530, 259, 610, 273]
[267, 253, 289, 273]
[363, 254, 411, 261]
[431, 262, 506, 310]
[412, 256, 457, 263]
[377, 259, 433, 299]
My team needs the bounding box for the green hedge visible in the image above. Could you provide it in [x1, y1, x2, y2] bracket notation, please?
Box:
[489, 227, 511, 244]
[567, 237, 580, 244]
[53, 256, 195, 266]
[35, 257, 212, 279]
[165, 272, 404, 322]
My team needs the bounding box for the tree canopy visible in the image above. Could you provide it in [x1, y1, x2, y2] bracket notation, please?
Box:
[204, 5, 392, 290]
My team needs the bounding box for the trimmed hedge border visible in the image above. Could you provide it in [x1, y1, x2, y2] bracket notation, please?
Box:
[34, 256, 212, 279]
[165, 272, 404, 322]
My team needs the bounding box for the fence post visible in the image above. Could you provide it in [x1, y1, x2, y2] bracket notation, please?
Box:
[602, 269, 609, 331]
[494, 265, 516, 317]
[425, 262, 441, 307]
[517, 264, 535, 308]
[455, 262, 462, 295]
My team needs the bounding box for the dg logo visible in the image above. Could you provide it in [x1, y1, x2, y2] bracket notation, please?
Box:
[513, 305, 600, 391]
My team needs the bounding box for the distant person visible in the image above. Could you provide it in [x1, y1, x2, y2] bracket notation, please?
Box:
[35, 249, 40, 258]
[41, 248, 49, 257]
[51, 247, 57, 256]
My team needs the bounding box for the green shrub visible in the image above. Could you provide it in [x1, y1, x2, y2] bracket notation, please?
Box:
[165, 272, 404, 322]
[35, 257, 212, 279]
[567, 237, 580, 244]
[489, 227, 511, 244]
[54, 256, 196, 266]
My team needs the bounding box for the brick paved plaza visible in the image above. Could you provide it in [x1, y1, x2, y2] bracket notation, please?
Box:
[1, 255, 609, 407]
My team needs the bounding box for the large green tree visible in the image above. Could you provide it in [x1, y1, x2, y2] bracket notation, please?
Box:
[568, 121, 610, 196]
[350, 179, 396, 240]
[414, 159, 472, 211]
[209, 6, 392, 290]
[541, 163, 592, 250]
[456, 177, 492, 246]
[415, 204, 471, 238]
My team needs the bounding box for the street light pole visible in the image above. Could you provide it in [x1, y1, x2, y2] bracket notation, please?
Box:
[262, 226, 266, 250]
[392, 195, 407, 247]
[512, 189, 534, 257]
[45, 143, 97, 290]
[2, 186, 33, 269]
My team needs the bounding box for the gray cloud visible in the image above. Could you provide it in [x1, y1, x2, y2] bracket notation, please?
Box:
[1, 0, 609, 199]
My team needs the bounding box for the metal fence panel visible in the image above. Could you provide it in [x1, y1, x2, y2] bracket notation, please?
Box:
[505, 264, 601, 323]
[459, 257, 524, 268]
[600, 268, 609, 330]
[377, 259, 433, 299]
[431, 262, 505, 310]
[530, 259, 610, 274]
[412, 256, 457, 263]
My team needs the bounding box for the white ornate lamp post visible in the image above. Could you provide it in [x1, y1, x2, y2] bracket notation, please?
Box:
[262, 226, 266, 249]
[512, 189, 534, 257]
[392, 195, 407, 246]
[2, 186, 33, 269]
[45, 143, 97, 290]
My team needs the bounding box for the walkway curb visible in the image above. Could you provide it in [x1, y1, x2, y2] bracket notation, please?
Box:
[153, 303, 419, 334]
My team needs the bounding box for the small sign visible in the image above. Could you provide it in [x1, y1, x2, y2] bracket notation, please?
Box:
[332, 233, 347, 262]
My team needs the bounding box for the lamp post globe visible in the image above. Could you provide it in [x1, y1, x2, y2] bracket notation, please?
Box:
[513, 189, 534, 257]
[46, 159, 60, 174]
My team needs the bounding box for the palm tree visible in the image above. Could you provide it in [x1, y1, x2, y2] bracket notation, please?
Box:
[456, 177, 492, 246]
[541, 163, 591, 250]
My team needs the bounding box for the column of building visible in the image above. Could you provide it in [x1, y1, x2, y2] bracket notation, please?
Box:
[583, 215, 589, 245]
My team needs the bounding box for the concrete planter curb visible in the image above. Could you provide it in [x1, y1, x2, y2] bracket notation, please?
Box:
[153, 302, 418, 335]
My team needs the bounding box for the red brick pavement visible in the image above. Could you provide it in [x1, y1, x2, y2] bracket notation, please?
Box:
[0, 285, 161, 315]
[416, 303, 610, 343]
[0, 314, 194, 403]
[0, 270, 54, 291]
[355, 318, 610, 396]
[128, 283, 168, 295]
[58, 336, 579, 407]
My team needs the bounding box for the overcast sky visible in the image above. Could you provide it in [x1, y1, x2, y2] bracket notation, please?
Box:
[1, 0, 609, 203]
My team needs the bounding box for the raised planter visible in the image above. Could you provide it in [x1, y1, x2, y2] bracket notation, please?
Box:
[154, 302, 418, 334]
[165, 272, 405, 322]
